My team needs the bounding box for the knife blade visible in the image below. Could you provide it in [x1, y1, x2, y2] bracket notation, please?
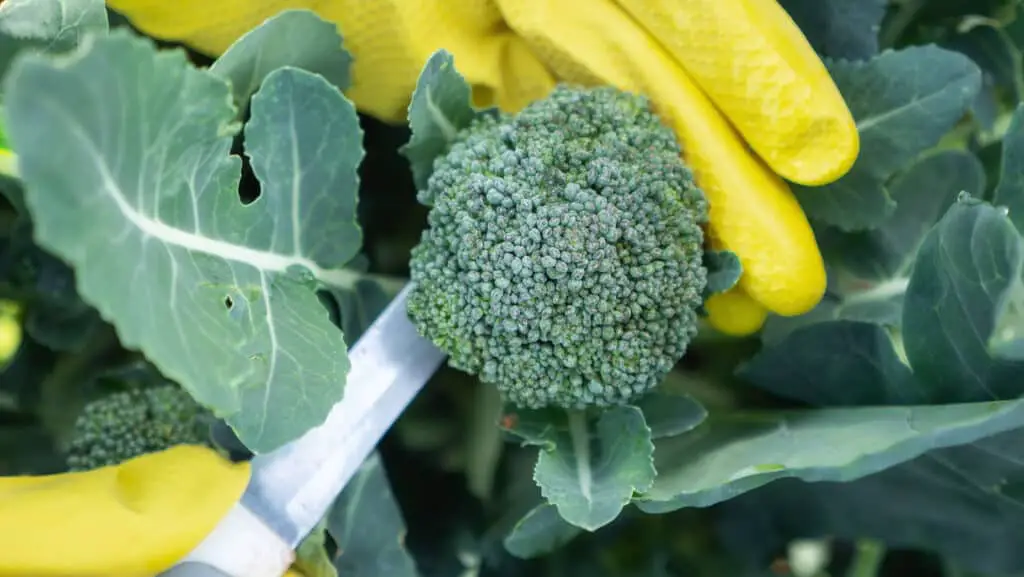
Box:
[161, 284, 446, 577]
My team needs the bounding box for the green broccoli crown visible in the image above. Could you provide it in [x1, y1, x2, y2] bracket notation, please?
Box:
[65, 384, 212, 471]
[407, 84, 709, 410]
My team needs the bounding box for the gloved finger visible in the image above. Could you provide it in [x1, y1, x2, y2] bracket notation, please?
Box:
[0, 445, 250, 577]
[614, 0, 858, 186]
[0, 301, 20, 365]
[497, 0, 826, 316]
[704, 288, 768, 336]
[105, 0, 555, 122]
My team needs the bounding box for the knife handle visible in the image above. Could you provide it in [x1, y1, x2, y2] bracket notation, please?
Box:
[165, 502, 296, 577]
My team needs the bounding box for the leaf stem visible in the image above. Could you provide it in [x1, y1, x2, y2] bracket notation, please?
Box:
[845, 539, 886, 577]
[37, 325, 125, 450]
[566, 409, 593, 503]
[842, 278, 910, 307]
[878, 0, 927, 48]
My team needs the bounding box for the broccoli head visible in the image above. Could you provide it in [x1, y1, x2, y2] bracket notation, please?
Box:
[407, 85, 708, 410]
[65, 384, 212, 471]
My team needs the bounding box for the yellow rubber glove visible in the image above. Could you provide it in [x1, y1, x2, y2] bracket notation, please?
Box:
[105, 0, 859, 333]
[0, 301, 20, 366]
[0, 445, 252, 577]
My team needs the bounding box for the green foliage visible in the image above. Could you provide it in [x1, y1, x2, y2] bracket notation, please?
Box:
[326, 452, 419, 577]
[209, 9, 353, 109]
[9, 3, 1024, 577]
[4, 29, 364, 453]
[400, 50, 495, 192]
[65, 383, 212, 471]
[778, 0, 887, 59]
[792, 45, 982, 230]
[406, 83, 708, 411]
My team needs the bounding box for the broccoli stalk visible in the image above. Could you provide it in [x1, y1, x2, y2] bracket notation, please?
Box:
[406, 85, 708, 410]
[65, 384, 213, 471]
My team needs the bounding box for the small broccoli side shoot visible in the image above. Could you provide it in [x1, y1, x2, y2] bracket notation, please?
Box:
[65, 384, 213, 471]
[407, 85, 709, 410]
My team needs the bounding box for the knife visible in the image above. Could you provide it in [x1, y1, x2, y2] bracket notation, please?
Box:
[159, 284, 447, 577]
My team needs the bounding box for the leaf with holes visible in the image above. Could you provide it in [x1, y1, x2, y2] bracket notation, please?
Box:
[3, 31, 367, 452]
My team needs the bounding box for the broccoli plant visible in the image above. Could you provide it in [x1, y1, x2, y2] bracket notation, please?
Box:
[65, 383, 213, 471]
[7, 2, 1024, 577]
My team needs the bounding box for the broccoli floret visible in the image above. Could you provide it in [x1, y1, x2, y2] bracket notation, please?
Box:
[65, 384, 213, 471]
[407, 85, 708, 410]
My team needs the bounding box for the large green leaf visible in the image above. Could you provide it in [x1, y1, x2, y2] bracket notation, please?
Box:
[327, 452, 420, 577]
[716, 425, 1024, 575]
[740, 320, 924, 407]
[635, 398, 1024, 514]
[209, 9, 352, 109]
[903, 198, 1024, 402]
[3, 31, 367, 452]
[794, 45, 982, 230]
[777, 0, 886, 59]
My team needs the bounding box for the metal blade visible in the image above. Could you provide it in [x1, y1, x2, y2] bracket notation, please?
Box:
[238, 284, 446, 547]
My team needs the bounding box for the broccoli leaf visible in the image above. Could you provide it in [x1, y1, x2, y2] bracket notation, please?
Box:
[294, 519, 337, 577]
[740, 320, 926, 407]
[763, 149, 985, 341]
[777, 0, 886, 60]
[941, 23, 1023, 130]
[327, 452, 420, 577]
[210, 9, 352, 110]
[993, 104, 1024, 232]
[1, 218, 103, 351]
[3, 31, 367, 452]
[903, 197, 1024, 402]
[716, 414, 1024, 575]
[637, 398, 1024, 514]
[0, 0, 106, 80]
[793, 45, 982, 231]
[504, 406, 656, 531]
[504, 503, 583, 560]
[634, 392, 708, 439]
[0, 0, 107, 52]
[703, 250, 742, 296]
[401, 49, 495, 193]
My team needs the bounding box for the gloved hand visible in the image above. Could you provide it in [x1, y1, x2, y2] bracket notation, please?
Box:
[0, 445, 264, 577]
[106, 0, 858, 335]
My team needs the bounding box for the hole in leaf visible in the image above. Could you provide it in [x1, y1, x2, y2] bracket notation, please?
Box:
[232, 116, 261, 206]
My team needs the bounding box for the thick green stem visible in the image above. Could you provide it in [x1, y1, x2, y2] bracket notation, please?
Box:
[878, 0, 926, 48]
[846, 539, 886, 577]
[566, 409, 593, 503]
[37, 325, 124, 450]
